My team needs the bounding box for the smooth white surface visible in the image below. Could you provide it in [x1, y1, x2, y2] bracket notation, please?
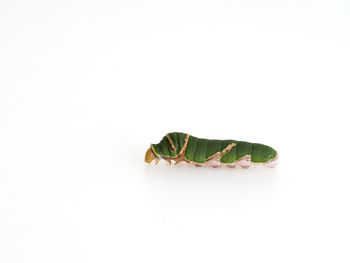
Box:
[1, 1, 350, 262]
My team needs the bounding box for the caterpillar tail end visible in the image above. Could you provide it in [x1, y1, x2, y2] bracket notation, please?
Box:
[265, 154, 279, 168]
[145, 147, 159, 164]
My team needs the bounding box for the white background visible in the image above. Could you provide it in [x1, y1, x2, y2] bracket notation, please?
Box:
[1, 1, 350, 262]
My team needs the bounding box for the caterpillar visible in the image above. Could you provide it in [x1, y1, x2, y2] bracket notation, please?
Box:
[145, 132, 278, 168]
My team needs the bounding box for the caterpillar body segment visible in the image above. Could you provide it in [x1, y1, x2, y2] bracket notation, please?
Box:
[145, 132, 278, 168]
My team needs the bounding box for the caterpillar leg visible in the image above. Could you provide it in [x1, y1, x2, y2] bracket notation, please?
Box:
[205, 152, 221, 168]
[205, 158, 221, 168]
[236, 155, 251, 169]
[265, 155, 278, 168]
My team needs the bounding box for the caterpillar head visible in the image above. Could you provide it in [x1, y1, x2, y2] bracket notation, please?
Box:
[145, 146, 159, 164]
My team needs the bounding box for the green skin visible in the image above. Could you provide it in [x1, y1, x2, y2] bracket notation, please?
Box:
[151, 132, 277, 165]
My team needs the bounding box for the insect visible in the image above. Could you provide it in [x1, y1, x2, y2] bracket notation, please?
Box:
[145, 132, 278, 168]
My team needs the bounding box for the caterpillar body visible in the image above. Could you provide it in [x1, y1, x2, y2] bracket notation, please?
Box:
[145, 132, 278, 168]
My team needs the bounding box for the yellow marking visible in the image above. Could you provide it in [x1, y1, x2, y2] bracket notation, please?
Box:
[220, 143, 236, 157]
[178, 134, 190, 156]
[166, 134, 176, 152]
[204, 151, 219, 161]
[237, 155, 251, 161]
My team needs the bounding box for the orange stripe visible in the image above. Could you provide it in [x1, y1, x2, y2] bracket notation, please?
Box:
[178, 134, 190, 156]
[166, 134, 176, 152]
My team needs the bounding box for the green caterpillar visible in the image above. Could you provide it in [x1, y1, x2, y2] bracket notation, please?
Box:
[145, 132, 278, 168]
